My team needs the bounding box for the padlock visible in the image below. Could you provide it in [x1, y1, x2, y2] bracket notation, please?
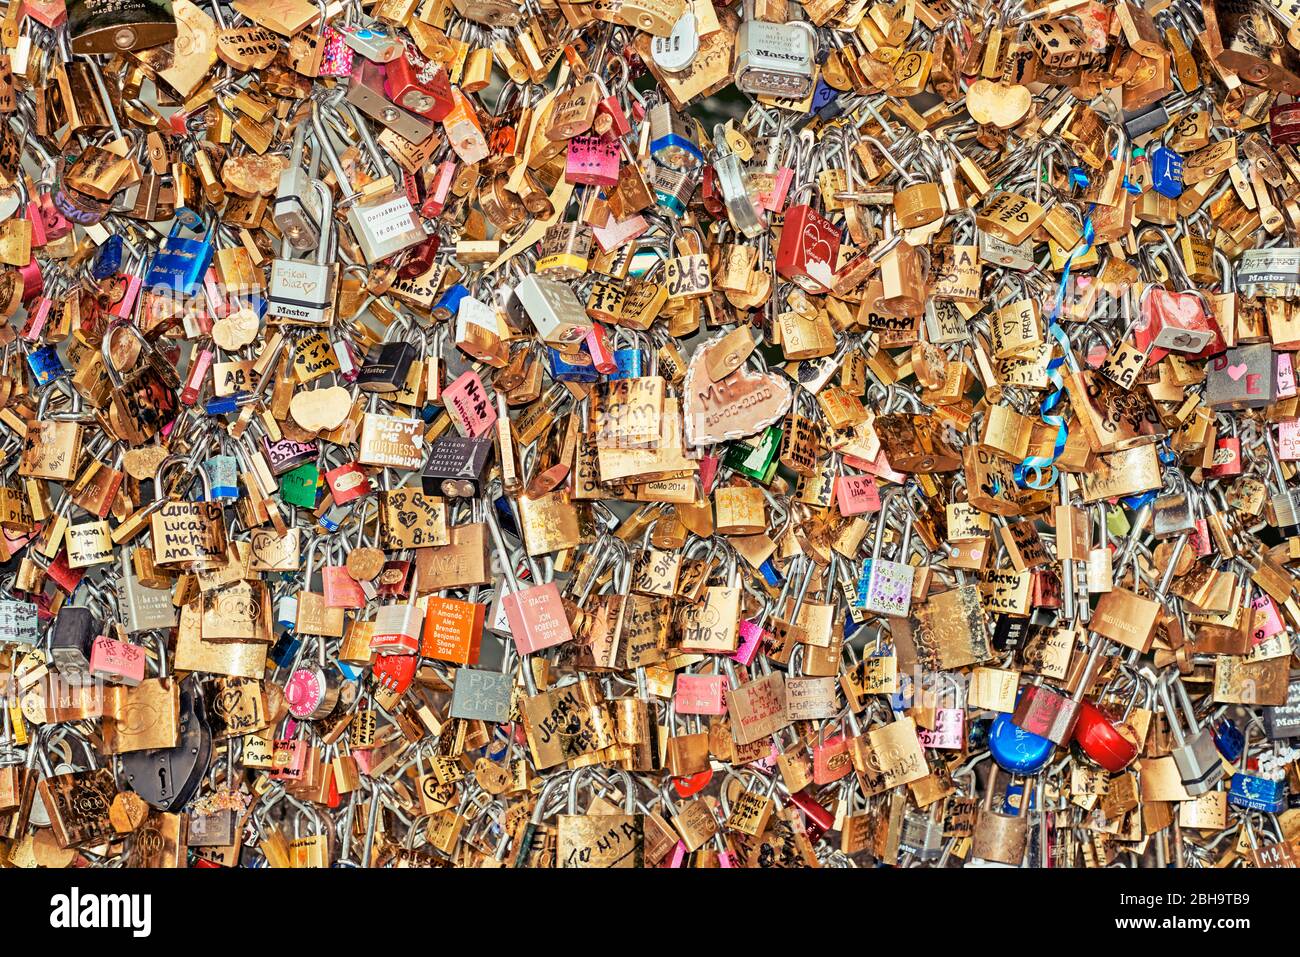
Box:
[267, 180, 337, 326]
[1157, 672, 1227, 796]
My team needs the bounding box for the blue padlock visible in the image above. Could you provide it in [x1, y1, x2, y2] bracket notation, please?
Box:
[811, 77, 837, 112]
[1228, 772, 1286, 812]
[990, 692, 1054, 773]
[611, 348, 642, 379]
[1213, 719, 1245, 762]
[493, 496, 520, 537]
[92, 234, 123, 280]
[758, 558, 783, 587]
[432, 283, 470, 322]
[336, 663, 365, 682]
[270, 631, 300, 665]
[1148, 145, 1184, 199]
[204, 455, 241, 500]
[145, 220, 215, 295]
[205, 393, 245, 417]
[26, 343, 65, 386]
[891, 671, 915, 713]
[547, 346, 599, 382]
[1002, 783, 1038, 815]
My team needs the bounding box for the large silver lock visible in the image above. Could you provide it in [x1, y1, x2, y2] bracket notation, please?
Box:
[267, 179, 336, 325]
[734, 16, 816, 99]
[1157, 672, 1226, 796]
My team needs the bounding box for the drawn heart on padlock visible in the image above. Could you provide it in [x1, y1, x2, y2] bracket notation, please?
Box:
[290, 386, 352, 432]
[1227, 363, 1248, 381]
[673, 769, 712, 798]
[965, 79, 1032, 129]
[683, 332, 792, 446]
[213, 685, 246, 722]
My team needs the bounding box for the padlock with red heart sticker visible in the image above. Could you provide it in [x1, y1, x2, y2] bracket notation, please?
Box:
[1141, 286, 1215, 354]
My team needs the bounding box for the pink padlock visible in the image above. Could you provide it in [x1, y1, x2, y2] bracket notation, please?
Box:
[731, 619, 769, 667]
[16, 258, 41, 301]
[755, 166, 794, 213]
[584, 323, 618, 375]
[1277, 419, 1300, 461]
[202, 266, 228, 321]
[110, 272, 143, 319]
[674, 673, 728, 715]
[564, 135, 620, 188]
[322, 564, 367, 609]
[25, 201, 46, 248]
[835, 473, 882, 516]
[37, 193, 72, 241]
[20, 296, 52, 342]
[88, 635, 146, 687]
[1280, 353, 1298, 399]
[916, 706, 965, 749]
[181, 347, 214, 406]
[501, 582, 573, 655]
[443, 369, 497, 438]
[1190, 518, 1213, 558]
[319, 26, 357, 77]
[1251, 593, 1285, 645]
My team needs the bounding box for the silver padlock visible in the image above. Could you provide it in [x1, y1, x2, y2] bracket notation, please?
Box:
[121, 551, 178, 634]
[513, 274, 592, 347]
[267, 179, 336, 325]
[1157, 672, 1226, 796]
[273, 124, 322, 252]
[734, 15, 816, 99]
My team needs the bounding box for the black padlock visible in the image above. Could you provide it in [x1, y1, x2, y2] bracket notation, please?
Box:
[121, 677, 212, 812]
[991, 613, 1030, 654]
[357, 340, 419, 394]
[50, 606, 99, 675]
[422, 434, 493, 497]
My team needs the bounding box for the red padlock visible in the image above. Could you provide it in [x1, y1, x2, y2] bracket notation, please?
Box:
[1207, 420, 1242, 478]
[786, 787, 834, 843]
[372, 652, 417, 696]
[1139, 286, 1215, 353]
[1072, 700, 1139, 772]
[421, 159, 457, 218]
[383, 44, 453, 120]
[584, 322, 618, 375]
[398, 235, 439, 280]
[324, 460, 372, 504]
[776, 202, 840, 293]
[700, 165, 725, 218]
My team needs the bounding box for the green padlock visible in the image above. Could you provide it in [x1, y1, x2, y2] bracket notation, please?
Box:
[280, 462, 321, 508]
[724, 425, 784, 482]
